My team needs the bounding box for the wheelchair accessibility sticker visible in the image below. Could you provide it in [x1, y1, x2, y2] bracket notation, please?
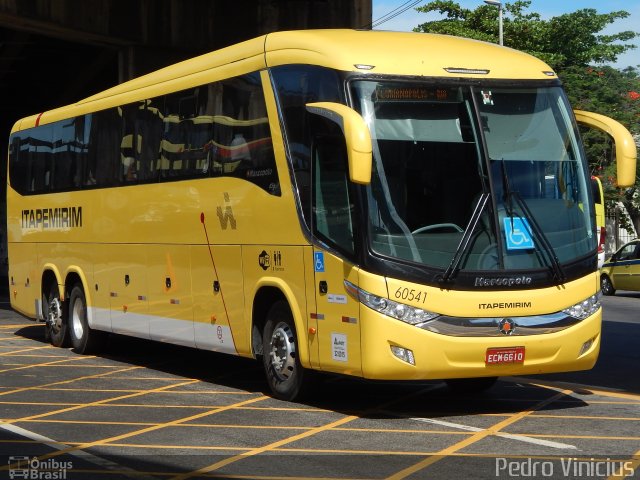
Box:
[503, 217, 534, 250]
[314, 251, 325, 272]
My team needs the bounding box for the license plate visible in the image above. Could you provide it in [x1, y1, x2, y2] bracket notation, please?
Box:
[485, 346, 525, 365]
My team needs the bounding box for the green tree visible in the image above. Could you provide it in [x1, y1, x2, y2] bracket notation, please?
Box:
[414, 1, 637, 70]
[414, 0, 640, 235]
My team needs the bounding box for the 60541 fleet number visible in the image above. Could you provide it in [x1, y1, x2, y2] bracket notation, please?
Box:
[394, 287, 427, 303]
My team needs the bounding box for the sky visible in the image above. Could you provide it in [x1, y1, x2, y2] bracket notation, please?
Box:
[371, 0, 640, 69]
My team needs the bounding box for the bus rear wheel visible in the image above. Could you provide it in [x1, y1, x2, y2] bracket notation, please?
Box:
[43, 283, 69, 348]
[68, 283, 106, 354]
[262, 301, 306, 401]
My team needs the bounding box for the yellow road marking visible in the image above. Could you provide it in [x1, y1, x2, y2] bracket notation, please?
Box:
[530, 413, 640, 421]
[0, 345, 52, 356]
[172, 413, 360, 480]
[384, 388, 573, 479]
[511, 377, 640, 401]
[0, 324, 42, 329]
[2, 378, 199, 425]
[0, 356, 94, 374]
[170, 385, 442, 480]
[0, 365, 142, 397]
[1, 394, 269, 472]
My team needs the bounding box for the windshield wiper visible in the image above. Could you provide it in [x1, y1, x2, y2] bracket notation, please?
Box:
[441, 192, 491, 283]
[500, 161, 566, 284]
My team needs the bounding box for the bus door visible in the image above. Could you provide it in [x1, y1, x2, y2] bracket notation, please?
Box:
[312, 248, 362, 375]
[310, 136, 362, 375]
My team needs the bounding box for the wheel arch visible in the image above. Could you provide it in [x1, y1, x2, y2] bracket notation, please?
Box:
[64, 268, 94, 325]
[41, 265, 63, 308]
[250, 278, 309, 367]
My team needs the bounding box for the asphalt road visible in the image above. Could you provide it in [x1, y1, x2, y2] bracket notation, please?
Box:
[0, 293, 637, 480]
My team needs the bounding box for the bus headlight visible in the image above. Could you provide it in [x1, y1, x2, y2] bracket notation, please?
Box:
[344, 280, 440, 325]
[561, 292, 602, 320]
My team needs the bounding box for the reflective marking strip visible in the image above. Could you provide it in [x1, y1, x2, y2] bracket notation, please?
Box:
[385, 388, 574, 479]
[342, 316, 357, 324]
[405, 416, 577, 450]
[170, 299, 180, 305]
[310, 313, 324, 320]
[110, 292, 118, 297]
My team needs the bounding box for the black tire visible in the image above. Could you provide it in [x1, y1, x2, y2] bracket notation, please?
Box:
[601, 274, 616, 296]
[445, 376, 498, 394]
[43, 283, 69, 348]
[262, 301, 307, 401]
[68, 283, 106, 354]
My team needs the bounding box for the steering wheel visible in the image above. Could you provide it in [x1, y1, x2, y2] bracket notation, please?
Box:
[412, 223, 463, 234]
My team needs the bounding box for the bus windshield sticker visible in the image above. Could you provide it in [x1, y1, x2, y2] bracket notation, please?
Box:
[503, 217, 534, 250]
[480, 90, 494, 105]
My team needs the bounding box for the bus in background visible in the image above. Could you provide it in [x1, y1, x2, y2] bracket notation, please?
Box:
[6, 30, 637, 400]
[591, 176, 606, 269]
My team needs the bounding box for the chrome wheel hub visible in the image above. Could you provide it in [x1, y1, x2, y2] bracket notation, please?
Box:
[269, 322, 296, 381]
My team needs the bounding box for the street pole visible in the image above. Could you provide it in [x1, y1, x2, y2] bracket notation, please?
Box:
[484, 0, 503, 46]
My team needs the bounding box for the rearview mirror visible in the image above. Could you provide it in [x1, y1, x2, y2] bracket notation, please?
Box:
[574, 110, 637, 187]
[306, 102, 372, 184]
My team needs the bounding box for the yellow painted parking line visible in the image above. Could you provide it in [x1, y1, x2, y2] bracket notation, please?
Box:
[0, 401, 82, 406]
[15, 363, 121, 368]
[3, 393, 269, 471]
[0, 356, 94, 374]
[526, 433, 640, 441]
[0, 345, 52, 356]
[510, 377, 640, 401]
[0, 324, 42, 329]
[171, 385, 443, 480]
[31, 387, 149, 393]
[173, 413, 361, 480]
[531, 413, 640, 421]
[20, 419, 157, 427]
[0, 365, 142, 397]
[384, 388, 573, 479]
[2, 378, 199, 425]
[106, 443, 254, 452]
[0, 354, 68, 359]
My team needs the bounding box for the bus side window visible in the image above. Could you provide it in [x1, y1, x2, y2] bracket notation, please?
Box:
[88, 107, 123, 187]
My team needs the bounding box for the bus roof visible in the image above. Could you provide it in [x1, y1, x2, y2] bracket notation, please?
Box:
[13, 30, 556, 132]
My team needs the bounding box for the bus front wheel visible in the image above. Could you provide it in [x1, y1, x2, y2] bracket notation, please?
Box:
[262, 301, 306, 401]
[68, 283, 106, 354]
[43, 283, 69, 348]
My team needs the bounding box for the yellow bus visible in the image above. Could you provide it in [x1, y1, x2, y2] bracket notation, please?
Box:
[7, 30, 636, 400]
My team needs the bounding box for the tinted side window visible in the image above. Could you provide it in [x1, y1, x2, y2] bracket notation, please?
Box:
[9, 72, 277, 195]
[271, 65, 344, 226]
[160, 73, 279, 194]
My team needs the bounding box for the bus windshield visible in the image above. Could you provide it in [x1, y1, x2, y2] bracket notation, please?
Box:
[351, 81, 595, 275]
